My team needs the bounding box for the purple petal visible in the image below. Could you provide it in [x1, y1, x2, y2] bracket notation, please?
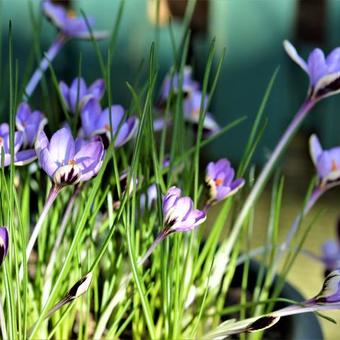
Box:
[114, 117, 138, 147]
[163, 187, 181, 215]
[96, 105, 125, 133]
[309, 134, 323, 165]
[74, 140, 104, 182]
[15, 102, 31, 129]
[48, 128, 75, 165]
[69, 78, 87, 112]
[81, 98, 102, 137]
[40, 148, 58, 178]
[42, 1, 67, 30]
[88, 79, 105, 100]
[0, 123, 9, 136]
[0, 226, 9, 265]
[326, 48, 340, 72]
[283, 40, 308, 73]
[14, 149, 37, 166]
[35, 130, 49, 155]
[172, 197, 193, 221]
[59, 81, 70, 110]
[307, 48, 327, 85]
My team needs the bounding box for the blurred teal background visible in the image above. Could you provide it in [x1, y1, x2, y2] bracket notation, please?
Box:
[1, 0, 340, 163]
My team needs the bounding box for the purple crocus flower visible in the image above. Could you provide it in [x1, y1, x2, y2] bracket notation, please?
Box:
[81, 98, 138, 147]
[0, 226, 9, 265]
[42, 0, 108, 39]
[16, 102, 47, 147]
[161, 66, 199, 100]
[309, 134, 340, 184]
[36, 127, 104, 187]
[205, 159, 245, 206]
[162, 186, 206, 233]
[183, 90, 220, 136]
[59, 77, 105, 113]
[0, 123, 36, 167]
[284, 40, 340, 100]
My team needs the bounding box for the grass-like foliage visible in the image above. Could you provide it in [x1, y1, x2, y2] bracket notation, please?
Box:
[1, 1, 340, 339]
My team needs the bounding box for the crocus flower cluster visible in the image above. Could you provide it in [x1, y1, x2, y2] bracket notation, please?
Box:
[309, 134, 340, 185]
[35, 127, 104, 187]
[158, 67, 220, 136]
[0, 101, 46, 167]
[284, 40, 340, 100]
[42, 0, 108, 40]
[59, 78, 105, 113]
[80, 97, 138, 147]
[160, 66, 199, 100]
[205, 159, 245, 206]
[0, 226, 9, 265]
[16, 102, 47, 147]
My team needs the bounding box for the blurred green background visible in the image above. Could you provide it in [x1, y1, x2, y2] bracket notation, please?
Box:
[2, 0, 340, 163]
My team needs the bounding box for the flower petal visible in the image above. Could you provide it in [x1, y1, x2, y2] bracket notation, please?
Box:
[309, 134, 323, 165]
[283, 40, 308, 73]
[48, 128, 75, 165]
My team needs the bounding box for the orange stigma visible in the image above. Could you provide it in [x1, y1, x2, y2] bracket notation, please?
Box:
[331, 159, 338, 172]
[68, 159, 76, 166]
[0, 136, 3, 145]
[215, 178, 223, 186]
[104, 124, 111, 131]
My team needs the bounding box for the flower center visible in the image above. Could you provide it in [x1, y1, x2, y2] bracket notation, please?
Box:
[331, 159, 338, 172]
[67, 9, 77, 19]
[104, 124, 111, 131]
[215, 178, 223, 186]
[68, 159, 76, 166]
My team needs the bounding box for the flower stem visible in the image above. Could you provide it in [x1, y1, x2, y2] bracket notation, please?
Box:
[216, 98, 316, 272]
[42, 185, 81, 305]
[23, 34, 66, 100]
[93, 230, 167, 339]
[25, 185, 60, 263]
[137, 230, 167, 266]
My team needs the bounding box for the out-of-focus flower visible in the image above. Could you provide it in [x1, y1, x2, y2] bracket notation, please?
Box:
[183, 90, 220, 136]
[284, 40, 340, 100]
[81, 98, 138, 147]
[162, 186, 206, 233]
[16, 103, 47, 147]
[0, 226, 9, 265]
[42, 0, 108, 39]
[321, 218, 340, 276]
[309, 134, 340, 184]
[161, 66, 199, 100]
[36, 127, 104, 187]
[0, 123, 36, 167]
[59, 77, 105, 113]
[205, 159, 245, 205]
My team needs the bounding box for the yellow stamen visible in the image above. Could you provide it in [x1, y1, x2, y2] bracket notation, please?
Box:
[67, 9, 77, 19]
[104, 124, 111, 131]
[68, 159, 76, 166]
